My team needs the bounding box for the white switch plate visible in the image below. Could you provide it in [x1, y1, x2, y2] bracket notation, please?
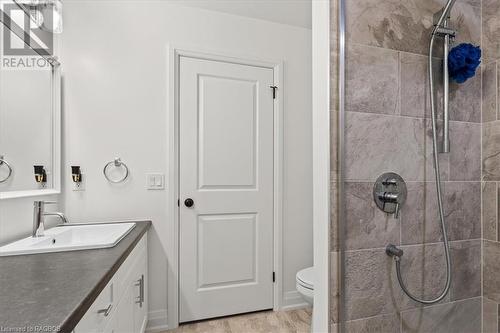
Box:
[73, 174, 85, 191]
[146, 173, 164, 190]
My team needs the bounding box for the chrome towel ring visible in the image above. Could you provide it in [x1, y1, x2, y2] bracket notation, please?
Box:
[0, 155, 13, 183]
[103, 158, 129, 183]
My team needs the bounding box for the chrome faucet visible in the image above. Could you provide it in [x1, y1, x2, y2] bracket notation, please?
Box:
[32, 201, 69, 237]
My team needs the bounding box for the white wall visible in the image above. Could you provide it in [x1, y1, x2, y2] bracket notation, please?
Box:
[50, 1, 309, 329]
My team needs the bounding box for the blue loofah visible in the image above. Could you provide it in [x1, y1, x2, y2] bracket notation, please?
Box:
[448, 43, 481, 84]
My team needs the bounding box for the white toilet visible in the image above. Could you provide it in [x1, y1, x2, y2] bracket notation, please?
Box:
[296, 266, 314, 305]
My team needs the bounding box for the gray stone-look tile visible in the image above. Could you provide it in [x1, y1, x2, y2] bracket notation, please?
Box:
[444, 182, 481, 241]
[483, 62, 497, 123]
[345, 112, 425, 181]
[401, 182, 440, 245]
[401, 53, 428, 119]
[344, 313, 401, 333]
[331, 110, 338, 178]
[449, 122, 481, 181]
[344, 249, 399, 320]
[331, 181, 339, 252]
[398, 243, 450, 308]
[401, 298, 481, 333]
[330, 0, 338, 43]
[345, 0, 430, 54]
[483, 121, 500, 181]
[484, 240, 500, 303]
[483, 182, 498, 242]
[449, 240, 481, 300]
[346, 0, 480, 55]
[344, 244, 473, 322]
[454, 0, 480, 7]
[401, 182, 480, 244]
[345, 182, 400, 250]
[483, 297, 499, 333]
[449, 75, 481, 123]
[483, 0, 500, 61]
[449, 2, 481, 48]
[497, 185, 500, 241]
[330, 252, 339, 324]
[400, 54, 444, 120]
[346, 44, 399, 115]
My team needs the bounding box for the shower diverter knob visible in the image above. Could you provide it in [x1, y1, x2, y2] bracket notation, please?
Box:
[373, 172, 407, 219]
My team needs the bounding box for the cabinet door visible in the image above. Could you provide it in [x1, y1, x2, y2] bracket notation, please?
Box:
[114, 284, 135, 333]
[133, 250, 148, 332]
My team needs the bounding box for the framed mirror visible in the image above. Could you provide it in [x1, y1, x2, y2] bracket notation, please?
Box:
[0, 4, 61, 199]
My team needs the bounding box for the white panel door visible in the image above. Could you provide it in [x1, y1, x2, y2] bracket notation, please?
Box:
[179, 56, 274, 322]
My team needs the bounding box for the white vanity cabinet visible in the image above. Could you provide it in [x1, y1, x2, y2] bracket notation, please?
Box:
[75, 234, 148, 333]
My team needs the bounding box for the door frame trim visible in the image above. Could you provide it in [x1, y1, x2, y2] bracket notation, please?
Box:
[166, 44, 284, 329]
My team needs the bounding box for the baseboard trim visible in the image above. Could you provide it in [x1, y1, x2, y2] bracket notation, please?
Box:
[146, 309, 169, 333]
[281, 291, 309, 310]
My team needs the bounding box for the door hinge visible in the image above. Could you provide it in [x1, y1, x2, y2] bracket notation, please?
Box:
[270, 85, 278, 99]
[177, 199, 180, 207]
[273, 271, 276, 283]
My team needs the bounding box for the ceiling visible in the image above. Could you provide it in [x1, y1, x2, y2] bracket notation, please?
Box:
[170, 0, 312, 29]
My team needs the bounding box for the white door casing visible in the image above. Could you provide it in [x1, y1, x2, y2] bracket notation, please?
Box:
[179, 56, 275, 322]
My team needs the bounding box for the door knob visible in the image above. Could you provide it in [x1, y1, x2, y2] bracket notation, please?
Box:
[184, 198, 194, 208]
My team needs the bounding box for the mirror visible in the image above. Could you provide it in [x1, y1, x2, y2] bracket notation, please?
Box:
[0, 10, 60, 198]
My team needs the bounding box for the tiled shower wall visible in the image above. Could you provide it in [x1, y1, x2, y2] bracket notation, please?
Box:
[482, 0, 500, 331]
[331, 0, 484, 331]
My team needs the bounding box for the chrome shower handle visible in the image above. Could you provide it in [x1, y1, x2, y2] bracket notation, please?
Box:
[373, 173, 407, 219]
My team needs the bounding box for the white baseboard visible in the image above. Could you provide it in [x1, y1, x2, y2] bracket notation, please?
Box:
[146, 309, 169, 333]
[281, 291, 309, 310]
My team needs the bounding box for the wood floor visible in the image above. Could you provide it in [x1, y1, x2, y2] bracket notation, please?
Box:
[166, 308, 312, 333]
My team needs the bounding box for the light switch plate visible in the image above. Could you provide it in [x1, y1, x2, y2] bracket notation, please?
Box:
[146, 173, 164, 190]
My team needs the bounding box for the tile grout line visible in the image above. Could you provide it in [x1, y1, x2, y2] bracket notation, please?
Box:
[344, 238, 482, 253]
[345, 109, 483, 125]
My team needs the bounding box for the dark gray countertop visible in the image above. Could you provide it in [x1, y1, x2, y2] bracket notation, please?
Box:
[0, 220, 151, 333]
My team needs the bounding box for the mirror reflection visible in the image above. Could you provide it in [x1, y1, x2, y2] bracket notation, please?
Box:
[0, 18, 55, 192]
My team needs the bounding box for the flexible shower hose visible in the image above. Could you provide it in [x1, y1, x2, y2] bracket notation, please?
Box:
[392, 0, 455, 305]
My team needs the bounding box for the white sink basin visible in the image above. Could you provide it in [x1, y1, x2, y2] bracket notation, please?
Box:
[0, 223, 136, 256]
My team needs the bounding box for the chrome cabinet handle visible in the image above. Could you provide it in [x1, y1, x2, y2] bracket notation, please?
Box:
[97, 304, 113, 317]
[0, 156, 13, 183]
[135, 274, 145, 307]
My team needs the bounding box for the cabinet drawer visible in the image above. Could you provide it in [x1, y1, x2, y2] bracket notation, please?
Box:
[74, 280, 114, 333]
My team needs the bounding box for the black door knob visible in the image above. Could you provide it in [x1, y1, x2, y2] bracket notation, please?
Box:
[184, 198, 194, 208]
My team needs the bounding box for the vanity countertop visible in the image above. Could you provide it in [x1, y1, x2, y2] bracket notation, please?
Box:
[0, 220, 151, 333]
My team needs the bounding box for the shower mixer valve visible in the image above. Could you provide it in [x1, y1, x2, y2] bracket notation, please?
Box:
[373, 172, 407, 219]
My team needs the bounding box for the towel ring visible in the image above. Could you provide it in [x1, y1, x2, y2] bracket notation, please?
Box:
[0, 155, 13, 183]
[103, 158, 129, 183]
